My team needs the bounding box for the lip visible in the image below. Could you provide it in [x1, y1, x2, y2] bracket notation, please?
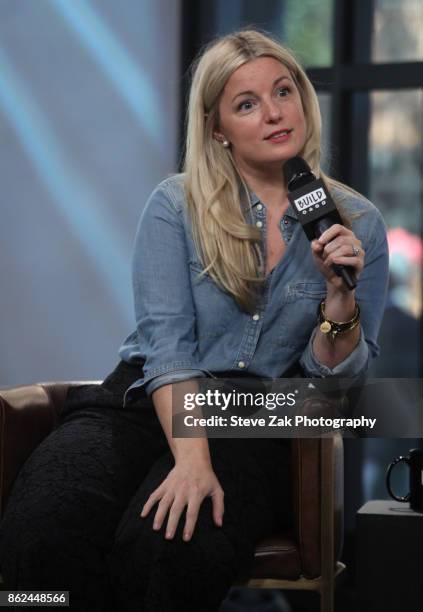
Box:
[264, 128, 293, 140]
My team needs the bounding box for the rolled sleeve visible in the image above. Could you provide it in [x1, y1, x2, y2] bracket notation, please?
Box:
[145, 369, 207, 396]
[300, 327, 369, 377]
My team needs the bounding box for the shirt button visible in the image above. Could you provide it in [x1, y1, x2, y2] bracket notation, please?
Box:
[238, 361, 246, 369]
[252, 313, 260, 321]
[283, 218, 289, 225]
[256, 221, 263, 228]
[256, 204, 263, 211]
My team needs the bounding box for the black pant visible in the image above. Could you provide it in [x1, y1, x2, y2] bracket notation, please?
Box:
[0, 362, 292, 611]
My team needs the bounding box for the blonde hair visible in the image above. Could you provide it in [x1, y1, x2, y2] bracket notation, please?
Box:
[183, 29, 348, 313]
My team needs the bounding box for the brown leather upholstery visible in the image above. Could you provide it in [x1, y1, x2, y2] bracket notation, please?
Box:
[0, 383, 344, 583]
[251, 532, 301, 579]
[0, 384, 64, 517]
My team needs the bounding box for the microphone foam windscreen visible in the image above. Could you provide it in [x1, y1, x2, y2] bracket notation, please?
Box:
[283, 156, 311, 185]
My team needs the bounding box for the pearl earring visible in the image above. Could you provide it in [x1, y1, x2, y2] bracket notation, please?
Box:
[222, 140, 230, 148]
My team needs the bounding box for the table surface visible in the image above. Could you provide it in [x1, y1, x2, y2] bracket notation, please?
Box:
[358, 499, 423, 517]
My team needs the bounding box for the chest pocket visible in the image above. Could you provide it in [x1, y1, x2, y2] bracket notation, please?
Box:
[273, 281, 327, 349]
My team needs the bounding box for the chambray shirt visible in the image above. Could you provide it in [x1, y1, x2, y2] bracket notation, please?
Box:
[119, 174, 389, 400]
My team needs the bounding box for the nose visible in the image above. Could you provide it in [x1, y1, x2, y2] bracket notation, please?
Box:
[263, 98, 282, 122]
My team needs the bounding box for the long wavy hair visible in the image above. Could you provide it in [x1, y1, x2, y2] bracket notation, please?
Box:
[183, 29, 350, 314]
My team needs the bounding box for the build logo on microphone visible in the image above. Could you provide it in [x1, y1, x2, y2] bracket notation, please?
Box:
[294, 187, 327, 214]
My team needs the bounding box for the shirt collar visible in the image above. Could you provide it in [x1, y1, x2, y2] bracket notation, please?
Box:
[240, 183, 298, 220]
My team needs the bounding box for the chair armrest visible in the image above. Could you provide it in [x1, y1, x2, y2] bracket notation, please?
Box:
[0, 382, 99, 518]
[291, 396, 344, 578]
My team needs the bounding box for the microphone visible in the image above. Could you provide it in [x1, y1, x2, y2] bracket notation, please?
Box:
[283, 157, 357, 291]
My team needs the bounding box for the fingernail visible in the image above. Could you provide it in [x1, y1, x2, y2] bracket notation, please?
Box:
[183, 532, 190, 541]
[166, 531, 172, 539]
[153, 522, 159, 530]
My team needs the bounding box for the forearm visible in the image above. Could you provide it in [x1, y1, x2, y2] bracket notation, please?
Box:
[312, 286, 360, 369]
[152, 382, 212, 465]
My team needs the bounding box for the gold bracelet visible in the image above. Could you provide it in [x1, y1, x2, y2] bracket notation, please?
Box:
[317, 300, 360, 341]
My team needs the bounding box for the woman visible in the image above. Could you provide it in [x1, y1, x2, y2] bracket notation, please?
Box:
[0, 29, 389, 611]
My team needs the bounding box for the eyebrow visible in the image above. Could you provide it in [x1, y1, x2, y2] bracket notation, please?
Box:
[231, 75, 292, 103]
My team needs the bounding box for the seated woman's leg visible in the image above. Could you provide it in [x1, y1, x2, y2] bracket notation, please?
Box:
[0, 383, 168, 612]
[109, 437, 292, 612]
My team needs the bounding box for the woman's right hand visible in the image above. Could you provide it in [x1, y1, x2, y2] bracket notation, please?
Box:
[140, 456, 224, 542]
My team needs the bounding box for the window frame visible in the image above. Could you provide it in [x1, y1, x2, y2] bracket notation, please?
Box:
[180, 0, 423, 191]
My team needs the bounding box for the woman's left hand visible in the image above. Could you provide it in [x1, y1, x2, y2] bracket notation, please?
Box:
[311, 224, 365, 292]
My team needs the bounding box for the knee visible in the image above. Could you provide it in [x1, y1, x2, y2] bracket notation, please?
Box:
[109, 512, 240, 611]
[0, 487, 108, 572]
[112, 507, 238, 578]
[1, 503, 72, 563]
[163, 527, 238, 582]
[0, 512, 66, 591]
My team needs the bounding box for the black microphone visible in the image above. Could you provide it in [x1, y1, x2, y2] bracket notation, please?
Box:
[283, 157, 357, 291]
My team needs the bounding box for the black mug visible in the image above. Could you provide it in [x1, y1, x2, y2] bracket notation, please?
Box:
[386, 449, 423, 512]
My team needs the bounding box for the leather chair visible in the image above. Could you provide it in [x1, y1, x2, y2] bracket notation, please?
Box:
[0, 382, 345, 612]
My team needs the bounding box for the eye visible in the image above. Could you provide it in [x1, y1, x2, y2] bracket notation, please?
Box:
[277, 87, 290, 97]
[237, 99, 255, 112]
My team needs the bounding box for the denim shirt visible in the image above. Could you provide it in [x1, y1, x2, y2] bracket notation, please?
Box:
[119, 174, 389, 400]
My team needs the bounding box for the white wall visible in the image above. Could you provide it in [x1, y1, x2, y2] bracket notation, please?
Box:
[0, 0, 181, 384]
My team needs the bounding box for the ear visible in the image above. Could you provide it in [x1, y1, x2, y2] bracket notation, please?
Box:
[212, 130, 225, 143]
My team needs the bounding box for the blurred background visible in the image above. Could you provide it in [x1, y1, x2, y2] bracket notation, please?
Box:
[0, 0, 422, 608]
[0, 0, 180, 384]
